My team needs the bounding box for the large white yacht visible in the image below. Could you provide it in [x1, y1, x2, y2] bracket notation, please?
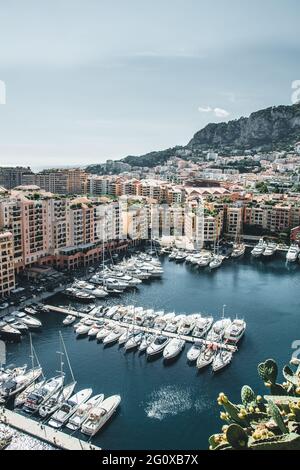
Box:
[286, 244, 300, 262]
[224, 319, 246, 343]
[251, 239, 266, 258]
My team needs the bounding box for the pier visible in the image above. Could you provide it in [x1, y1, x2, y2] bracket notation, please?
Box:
[45, 305, 238, 352]
[0, 407, 101, 450]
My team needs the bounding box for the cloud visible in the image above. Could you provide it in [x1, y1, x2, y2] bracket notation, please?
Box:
[214, 107, 230, 118]
[198, 105, 230, 118]
[198, 106, 212, 113]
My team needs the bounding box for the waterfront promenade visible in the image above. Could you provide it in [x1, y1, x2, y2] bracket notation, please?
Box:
[0, 407, 100, 451]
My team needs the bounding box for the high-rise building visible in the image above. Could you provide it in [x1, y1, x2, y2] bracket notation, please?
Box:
[0, 231, 15, 297]
[0, 166, 33, 189]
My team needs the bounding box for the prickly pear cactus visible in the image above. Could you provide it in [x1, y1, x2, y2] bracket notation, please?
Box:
[267, 400, 288, 434]
[241, 385, 256, 407]
[258, 359, 278, 384]
[226, 424, 248, 449]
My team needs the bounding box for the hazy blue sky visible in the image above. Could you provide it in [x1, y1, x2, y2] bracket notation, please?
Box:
[0, 0, 299, 167]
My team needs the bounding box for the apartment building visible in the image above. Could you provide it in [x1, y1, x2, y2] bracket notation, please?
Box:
[225, 206, 244, 236]
[0, 231, 15, 297]
[0, 166, 33, 190]
[22, 169, 87, 195]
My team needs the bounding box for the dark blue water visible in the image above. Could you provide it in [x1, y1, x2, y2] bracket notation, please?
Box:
[5, 252, 300, 450]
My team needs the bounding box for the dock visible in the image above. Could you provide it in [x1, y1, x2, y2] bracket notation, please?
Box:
[0, 407, 100, 450]
[46, 305, 238, 352]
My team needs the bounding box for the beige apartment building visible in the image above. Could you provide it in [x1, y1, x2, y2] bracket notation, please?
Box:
[22, 169, 87, 195]
[0, 231, 15, 297]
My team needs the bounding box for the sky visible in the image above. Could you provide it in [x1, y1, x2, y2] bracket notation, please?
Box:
[0, 0, 300, 168]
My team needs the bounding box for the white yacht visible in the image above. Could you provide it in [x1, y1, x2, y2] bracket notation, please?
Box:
[48, 388, 93, 428]
[88, 321, 105, 338]
[196, 344, 217, 369]
[286, 244, 300, 262]
[66, 393, 104, 431]
[23, 375, 64, 413]
[192, 316, 214, 338]
[206, 318, 232, 343]
[231, 243, 246, 258]
[212, 350, 233, 372]
[75, 319, 95, 336]
[146, 336, 170, 357]
[139, 334, 154, 352]
[96, 325, 113, 341]
[0, 367, 42, 401]
[15, 379, 46, 408]
[177, 317, 196, 335]
[187, 343, 202, 362]
[63, 315, 76, 326]
[251, 239, 266, 258]
[11, 311, 42, 329]
[39, 381, 76, 418]
[197, 252, 213, 267]
[224, 319, 246, 343]
[81, 394, 121, 436]
[163, 338, 185, 360]
[124, 332, 144, 351]
[103, 327, 126, 345]
[209, 255, 223, 269]
[263, 242, 277, 257]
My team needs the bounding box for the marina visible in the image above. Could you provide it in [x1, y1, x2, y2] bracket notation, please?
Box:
[1, 252, 300, 450]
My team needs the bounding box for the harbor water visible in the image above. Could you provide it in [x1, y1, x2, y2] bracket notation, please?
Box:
[4, 252, 300, 450]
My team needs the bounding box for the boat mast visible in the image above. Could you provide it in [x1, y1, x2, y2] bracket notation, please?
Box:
[59, 331, 75, 383]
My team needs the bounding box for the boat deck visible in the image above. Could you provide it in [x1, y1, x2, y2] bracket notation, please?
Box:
[45, 305, 238, 352]
[0, 407, 100, 450]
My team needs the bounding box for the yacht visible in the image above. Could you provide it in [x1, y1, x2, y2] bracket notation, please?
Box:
[63, 315, 76, 326]
[224, 318, 246, 343]
[197, 252, 213, 267]
[212, 349, 233, 372]
[96, 325, 113, 342]
[138, 334, 154, 352]
[11, 312, 42, 329]
[190, 253, 202, 265]
[207, 318, 232, 342]
[124, 332, 144, 351]
[175, 252, 187, 263]
[163, 338, 185, 360]
[231, 243, 246, 258]
[251, 239, 266, 258]
[0, 321, 22, 342]
[0, 365, 27, 385]
[196, 344, 217, 369]
[118, 328, 135, 346]
[3, 316, 28, 335]
[187, 343, 202, 362]
[104, 305, 120, 319]
[66, 394, 104, 431]
[14, 378, 45, 408]
[39, 381, 77, 418]
[88, 321, 105, 338]
[178, 317, 196, 335]
[164, 315, 185, 333]
[192, 316, 214, 338]
[0, 367, 42, 402]
[103, 327, 125, 345]
[209, 255, 223, 269]
[146, 336, 170, 357]
[48, 388, 93, 428]
[23, 375, 64, 413]
[286, 244, 300, 262]
[81, 394, 121, 436]
[75, 319, 95, 337]
[263, 242, 277, 257]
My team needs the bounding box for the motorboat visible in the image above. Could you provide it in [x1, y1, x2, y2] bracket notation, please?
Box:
[286, 244, 300, 262]
[209, 255, 223, 269]
[146, 336, 170, 357]
[23, 307, 38, 316]
[96, 325, 113, 342]
[0, 365, 27, 385]
[138, 334, 154, 352]
[88, 321, 106, 338]
[263, 242, 277, 257]
[251, 239, 266, 258]
[39, 381, 77, 418]
[3, 316, 28, 334]
[14, 379, 46, 408]
[0, 367, 42, 402]
[66, 394, 104, 431]
[75, 319, 94, 336]
[103, 327, 126, 345]
[224, 318, 246, 343]
[212, 350, 233, 372]
[197, 252, 213, 267]
[63, 315, 76, 326]
[196, 344, 217, 369]
[11, 311, 42, 329]
[175, 252, 187, 263]
[177, 317, 195, 335]
[48, 388, 93, 428]
[0, 321, 22, 342]
[81, 395, 121, 436]
[104, 305, 120, 319]
[23, 375, 64, 413]
[163, 338, 185, 360]
[231, 243, 246, 258]
[164, 315, 186, 333]
[187, 343, 202, 362]
[118, 328, 135, 346]
[192, 316, 214, 338]
[124, 332, 144, 351]
[206, 318, 232, 342]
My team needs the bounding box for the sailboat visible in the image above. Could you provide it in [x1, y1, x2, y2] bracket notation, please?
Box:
[39, 332, 77, 418]
[231, 213, 245, 258]
[209, 239, 223, 269]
